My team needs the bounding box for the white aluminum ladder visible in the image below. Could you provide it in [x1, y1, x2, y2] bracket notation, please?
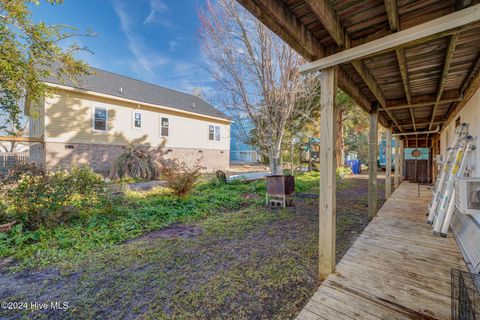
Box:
[438, 139, 476, 236]
[427, 123, 469, 224]
[433, 137, 474, 236]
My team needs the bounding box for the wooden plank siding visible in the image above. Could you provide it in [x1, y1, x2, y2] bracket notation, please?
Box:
[296, 182, 467, 320]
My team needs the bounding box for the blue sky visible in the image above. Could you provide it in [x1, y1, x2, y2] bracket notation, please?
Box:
[31, 0, 215, 98]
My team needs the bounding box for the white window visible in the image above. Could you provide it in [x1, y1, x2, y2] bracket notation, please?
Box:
[161, 117, 169, 137]
[133, 111, 142, 128]
[209, 125, 220, 141]
[93, 107, 107, 131]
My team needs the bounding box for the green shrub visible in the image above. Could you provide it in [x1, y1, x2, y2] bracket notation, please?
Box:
[70, 167, 107, 202]
[336, 166, 352, 179]
[0, 201, 8, 224]
[2, 162, 45, 184]
[0, 167, 107, 230]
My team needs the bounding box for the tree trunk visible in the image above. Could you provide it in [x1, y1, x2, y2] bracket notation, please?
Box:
[269, 145, 282, 175]
[336, 108, 344, 167]
[291, 138, 295, 176]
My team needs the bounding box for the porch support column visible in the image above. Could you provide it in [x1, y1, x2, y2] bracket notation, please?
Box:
[399, 142, 404, 182]
[385, 127, 392, 199]
[394, 136, 400, 189]
[319, 66, 337, 279]
[368, 104, 378, 218]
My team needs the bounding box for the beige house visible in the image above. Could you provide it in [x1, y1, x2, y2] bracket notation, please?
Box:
[27, 68, 230, 174]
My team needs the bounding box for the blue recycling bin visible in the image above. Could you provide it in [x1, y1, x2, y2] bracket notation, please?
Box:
[345, 160, 361, 175]
[355, 160, 361, 174]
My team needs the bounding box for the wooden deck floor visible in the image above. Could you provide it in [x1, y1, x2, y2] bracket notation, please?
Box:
[297, 182, 468, 320]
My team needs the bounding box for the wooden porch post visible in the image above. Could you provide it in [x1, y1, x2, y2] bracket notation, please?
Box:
[368, 104, 378, 218]
[394, 136, 400, 189]
[399, 142, 404, 182]
[431, 134, 438, 182]
[385, 127, 392, 199]
[319, 66, 337, 279]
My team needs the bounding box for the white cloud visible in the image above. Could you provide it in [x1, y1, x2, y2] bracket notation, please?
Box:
[143, 0, 170, 26]
[113, 2, 168, 76]
[110, 1, 217, 99]
[171, 62, 216, 98]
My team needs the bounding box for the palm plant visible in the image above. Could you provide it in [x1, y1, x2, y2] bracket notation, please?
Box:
[109, 144, 163, 181]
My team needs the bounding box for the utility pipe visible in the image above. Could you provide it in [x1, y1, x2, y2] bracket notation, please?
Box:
[393, 126, 440, 137]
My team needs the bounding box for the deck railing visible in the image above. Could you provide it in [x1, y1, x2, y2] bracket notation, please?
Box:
[0, 152, 29, 173]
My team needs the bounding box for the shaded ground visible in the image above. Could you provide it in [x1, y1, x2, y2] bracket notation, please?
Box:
[0, 176, 384, 320]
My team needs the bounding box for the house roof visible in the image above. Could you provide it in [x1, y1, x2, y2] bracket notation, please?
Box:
[44, 67, 229, 121]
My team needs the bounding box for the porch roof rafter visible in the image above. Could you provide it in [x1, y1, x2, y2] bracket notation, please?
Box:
[383, 0, 415, 131]
[304, 0, 404, 131]
[236, 0, 390, 128]
[298, 4, 480, 74]
[238, 0, 480, 137]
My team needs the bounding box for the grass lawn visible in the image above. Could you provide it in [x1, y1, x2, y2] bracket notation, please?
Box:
[0, 173, 384, 319]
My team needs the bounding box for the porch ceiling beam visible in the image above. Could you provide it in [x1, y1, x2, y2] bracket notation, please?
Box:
[456, 0, 466, 10]
[460, 49, 480, 94]
[429, 33, 459, 129]
[236, 0, 324, 60]
[384, 0, 400, 32]
[385, 89, 461, 107]
[456, 0, 480, 10]
[381, 97, 463, 111]
[400, 121, 445, 127]
[299, 4, 480, 73]
[384, 0, 415, 131]
[304, 0, 346, 47]
[237, 0, 390, 128]
[396, 49, 412, 106]
[306, 0, 402, 131]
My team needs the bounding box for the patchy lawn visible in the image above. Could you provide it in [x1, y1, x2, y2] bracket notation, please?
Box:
[0, 174, 384, 319]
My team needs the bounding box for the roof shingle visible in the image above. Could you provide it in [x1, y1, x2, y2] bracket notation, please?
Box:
[44, 67, 229, 121]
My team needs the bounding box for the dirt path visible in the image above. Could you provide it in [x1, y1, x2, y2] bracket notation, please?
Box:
[0, 176, 384, 320]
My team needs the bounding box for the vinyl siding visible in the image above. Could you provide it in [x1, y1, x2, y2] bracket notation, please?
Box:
[43, 90, 230, 151]
[28, 98, 45, 138]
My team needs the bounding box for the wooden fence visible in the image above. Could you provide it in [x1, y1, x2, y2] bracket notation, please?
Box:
[0, 152, 29, 173]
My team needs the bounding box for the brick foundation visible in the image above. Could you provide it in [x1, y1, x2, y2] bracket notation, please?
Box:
[43, 142, 229, 175]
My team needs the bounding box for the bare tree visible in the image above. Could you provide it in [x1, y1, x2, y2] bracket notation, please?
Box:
[199, 0, 319, 175]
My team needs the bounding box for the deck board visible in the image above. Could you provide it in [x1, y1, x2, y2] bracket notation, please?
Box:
[297, 182, 468, 320]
